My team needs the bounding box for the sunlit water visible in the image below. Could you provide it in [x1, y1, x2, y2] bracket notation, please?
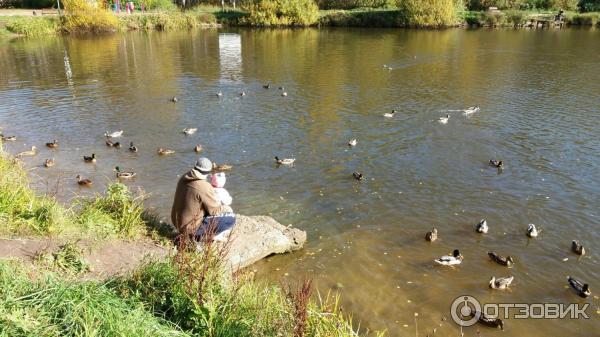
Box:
[1, 27, 599, 336]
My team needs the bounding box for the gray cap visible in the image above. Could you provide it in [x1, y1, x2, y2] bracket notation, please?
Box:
[195, 157, 212, 174]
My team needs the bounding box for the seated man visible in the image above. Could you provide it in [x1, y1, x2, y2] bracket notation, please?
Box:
[171, 157, 236, 245]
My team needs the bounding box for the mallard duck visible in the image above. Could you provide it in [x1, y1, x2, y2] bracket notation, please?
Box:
[488, 252, 514, 267]
[353, 172, 364, 181]
[46, 140, 59, 148]
[526, 224, 540, 238]
[434, 249, 463, 266]
[171, 96, 178, 103]
[194, 144, 203, 153]
[263, 83, 271, 89]
[275, 156, 295, 165]
[106, 140, 121, 148]
[240, 91, 246, 97]
[281, 91, 288, 97]
[425, 228, 438, 242]
[16, 146, 37, 157]
[471, 311, 504, 330]
[43, 158, 55, 168]
[476, 219, 488, 234]
[438, 114, 450, 124]
[83, 154, 96, 163]
[567, 276, 591, 298]
[129, 142, 138, 152]
[158, 148, 175, 156]
[213, 163, 233, 172]
[348, 138, 358, 147]
[76, 174, 93, 186]
[105, 130, 123, 138]
[489, 159, 503, 168]
[115, 166, 136, 179]
[571, 240, 585, 255]
[383, 110, 397, 118]
[216, 91, 223, 97]
[463, 106, 480, 115]
[182, 128, 197, 135]
[279, 86, 285, 90]
[489, 276, 514, 290]
[0, 134, 16, 141]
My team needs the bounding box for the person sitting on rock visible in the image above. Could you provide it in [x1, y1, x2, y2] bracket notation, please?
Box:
[171, 157, 236, 246]
[211, 172, 232, 206]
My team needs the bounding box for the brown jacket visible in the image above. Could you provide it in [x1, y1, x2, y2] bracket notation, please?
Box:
[171, 170, 229, 235]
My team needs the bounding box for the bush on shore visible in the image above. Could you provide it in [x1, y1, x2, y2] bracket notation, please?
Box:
[241, 0, 320, 26]
[61, 0, 119, 33]
[3, 16, 59, 37]
[397, 0, 460, 27]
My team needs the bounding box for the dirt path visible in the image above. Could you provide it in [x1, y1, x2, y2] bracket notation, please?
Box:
[0, 237, 171, 278]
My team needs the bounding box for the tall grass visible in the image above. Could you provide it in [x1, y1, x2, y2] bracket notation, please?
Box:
[3, 17, 59, 37]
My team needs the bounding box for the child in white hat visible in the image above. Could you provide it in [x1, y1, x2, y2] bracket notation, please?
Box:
[211, 172, 232, 206]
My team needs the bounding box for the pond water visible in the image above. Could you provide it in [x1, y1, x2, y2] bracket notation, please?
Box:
[1, 27, 599, 336]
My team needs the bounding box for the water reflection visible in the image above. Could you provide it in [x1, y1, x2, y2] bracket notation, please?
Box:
[218, 33, 242, 82]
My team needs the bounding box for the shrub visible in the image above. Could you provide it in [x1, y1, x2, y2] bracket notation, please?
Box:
[481, 9, 505, 25]
[397, 0, 459, 27]
[316, 0, 394, 9]
[579, 0, 600, 11]
[61, 0, 119, 33]
[242, 0, 319, 26]
[505, 9, 526, 26]
[566, 12, 599, 25]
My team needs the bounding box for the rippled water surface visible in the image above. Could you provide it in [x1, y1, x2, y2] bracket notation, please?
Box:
[1, 27, 600, 336]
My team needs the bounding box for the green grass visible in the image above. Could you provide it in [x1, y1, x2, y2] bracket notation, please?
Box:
[463, 10, 600, 27]
[0, 16, 59, 37]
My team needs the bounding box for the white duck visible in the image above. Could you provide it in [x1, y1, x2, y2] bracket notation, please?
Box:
[438, 114, 450, 124]
[182, 128, 198, 135]
[105, 130, 124, 138]
[16, 146, 37, 157]
[434, 249, 463, 266]
[383, 110, 397, 118]
[348, 138, 357, 147]
[463, 106, 480, 115]
[476, 219, 488, 234]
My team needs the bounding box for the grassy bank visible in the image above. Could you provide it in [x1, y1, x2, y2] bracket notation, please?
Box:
[0, 147, 375, 336]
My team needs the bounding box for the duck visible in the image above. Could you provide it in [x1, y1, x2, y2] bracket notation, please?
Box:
[347, 138, 357, 147]
[129, 142, 138, 152]
[216, 91, 223, 97]
[383, 110, 397, 118]
[352, 172, 364, 181]
[489, 159, 503, 168]
[240, 91, 246, 97]
[281, 91, 288, 97]
[213, 163, 233, 172]
[43, 158, 55, 168]
[438, 114, 450, 124]
[475, 219, 488, 234]
[158, 148, 175, 156]
[275, 156, 295, 165]
[76, 174, 93, 186]
[194, 144, 203, 153]
[16, 146, 37, 157]
[425, 228, 438, 242]
[571, 240, 585, 256]
[489, 276, 514, 290]
[182, 128, 197, 135]
[434, 249, 463, 266]
[471, 311, 504, 330]
[567, 276, 591, 298]
[46, 140, 59, 148]
[526, 224, 540, 238]
[106, 140, 121, 148]
[488, 252, 514, 267]
[0, 134, 16, 141]
[83, 153, 96, 163]
[105, 130, 123, 138]
[263, 83, 271, 89]
[171, 96, 178, 103]
[114, 166, 136, 179]
[463, 106, 480, 115]
[278, 86, 285, 90]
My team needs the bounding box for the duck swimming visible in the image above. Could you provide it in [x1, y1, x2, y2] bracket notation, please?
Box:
[489, 276, 514, 290]
[488, 252, 514, 267]
[194, 144, 203, 153]
[0, 134, 16, 141]
[348, 138, 357, 147]
[476, 219, 488, 234]
[275, 156, 295, 165]
[425, 228, 438, 242]
[105, 130, 124, 138]
[115, 166, 136, 179]
[182, 128, 197, 135]
[571, 240, 585, 255]
[567, 276, 591, 298]
[526, 224, 540, 238]
[158, 148, 175, 156]
[76, 174, 93, 186]
[434, 249, 463, 266]
[83, 154, 96, 163]
[106, 140, 121, 148]
[489, 159, 503, 168]
[471, 311, 504, 330]
[281, 91, 288, 97]
[216, 91, 223, 97]
[46, 140, 59, 148]
[263, 83, 271, 89]
[438, 114, 450, 124]
[383, 110, 397, 118]
[171, 96, 178, 103]
[463, 106, 480, 115]
[240, 91, 246, 97]
[43, 158, 55, 168]
[16, 146, 37, 157]
[352, 172, 364, 181]
[213, 163, 233, 172]
[129, 142, 138, 152]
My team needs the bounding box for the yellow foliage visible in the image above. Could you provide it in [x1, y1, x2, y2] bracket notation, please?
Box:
[398, 0, 458, 27]
[61, 0, 119, 33]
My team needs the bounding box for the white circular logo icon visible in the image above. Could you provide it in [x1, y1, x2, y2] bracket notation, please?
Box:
[450, 295, 481, 327]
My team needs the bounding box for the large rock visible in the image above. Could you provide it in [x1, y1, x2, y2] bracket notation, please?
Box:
[224, 215, 306, 271]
